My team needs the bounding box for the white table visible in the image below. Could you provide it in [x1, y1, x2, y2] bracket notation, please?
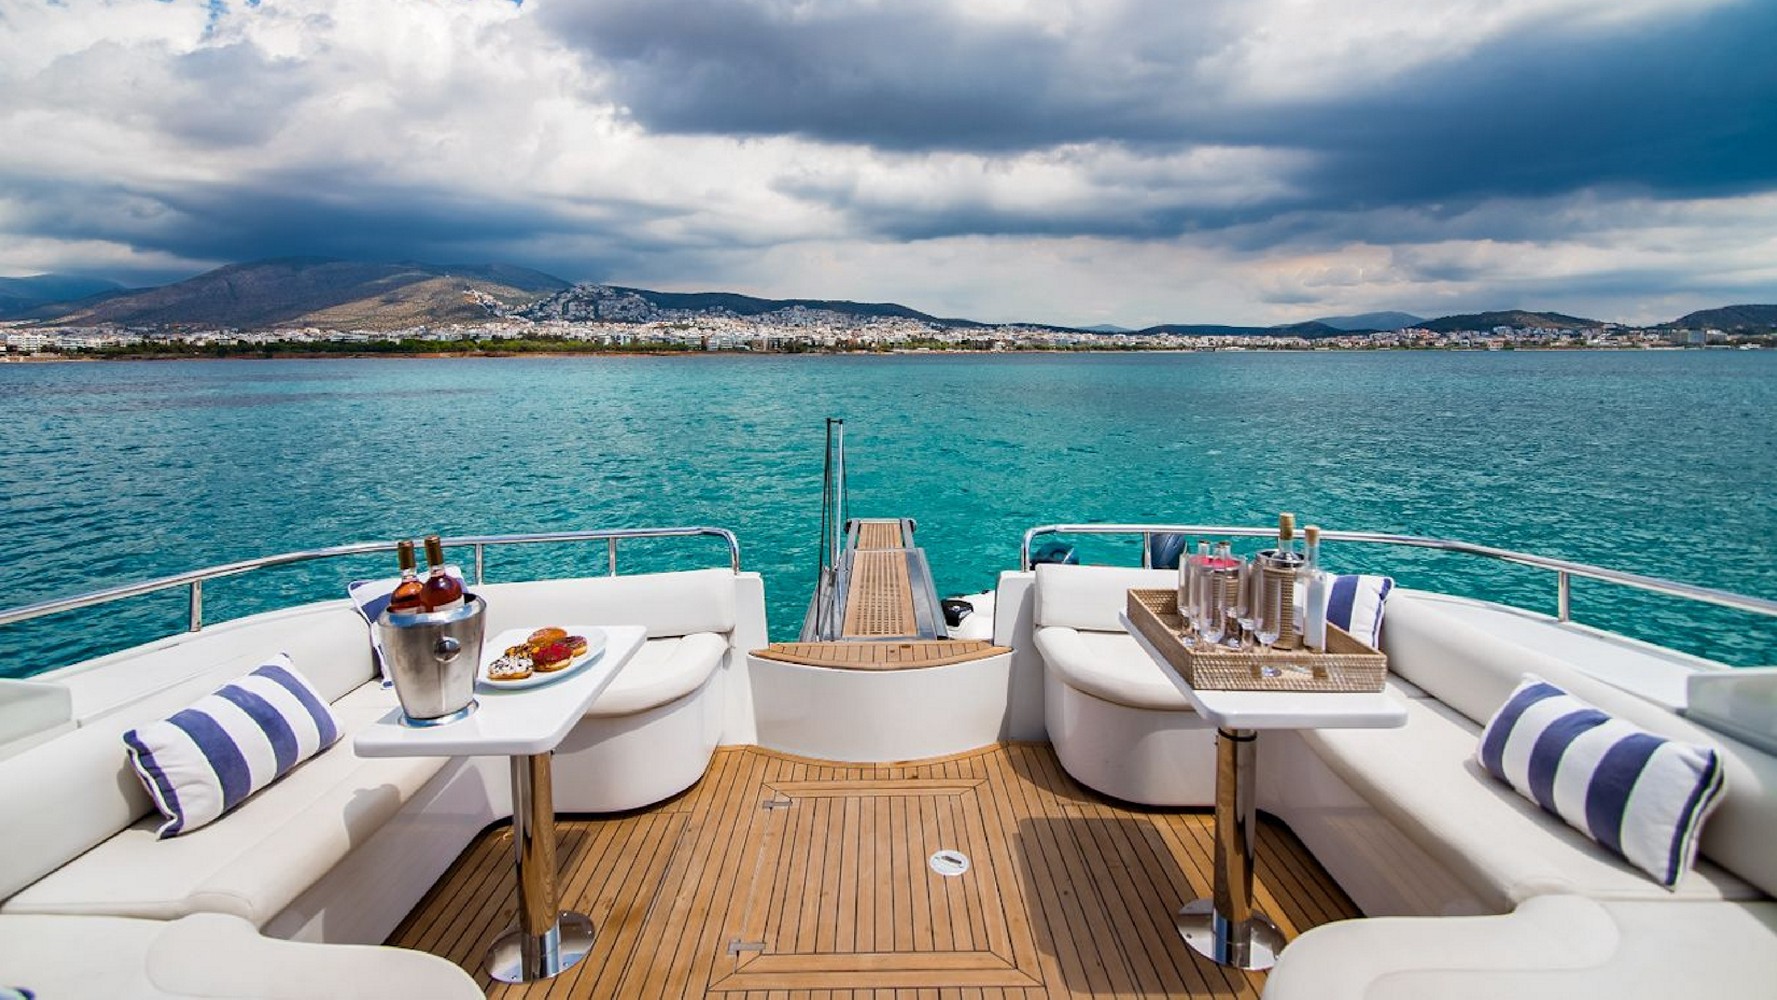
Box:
[1121, 612, 1405, 971]
[356, 624, 645, 984]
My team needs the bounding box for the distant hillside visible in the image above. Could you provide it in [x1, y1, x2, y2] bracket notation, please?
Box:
[521, 284, 985, 328]
[41, 258, 570, 330]
[0, 274, 127, 318]
[1417, 310, 1603, 333]
[1312, 311, 1423, 331]
[1669, 304, 1777, 331]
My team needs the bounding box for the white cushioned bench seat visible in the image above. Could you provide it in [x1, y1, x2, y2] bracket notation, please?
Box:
[1035, 627, 1193, 710]
[1301, 696, 1759, 910]
[0, 912, 480, 999]
[1284, 588, 1777, 919]
[1263, 895, 1777, 1000]
[586, 632, 727, 718]
[1030, 564, 1213, 805]
[2, 682, 446, 926]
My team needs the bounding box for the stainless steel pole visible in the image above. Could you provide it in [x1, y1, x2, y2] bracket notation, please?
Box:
[487, 752, 593, 983]
[1176, 727, 1283, 970]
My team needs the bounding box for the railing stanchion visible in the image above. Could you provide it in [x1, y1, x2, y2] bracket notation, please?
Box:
[1142, 532, 1153, 568]
[475, 544, 486, 586]
[1558, 571, 1571, 622]
[188, 581, 203, 632]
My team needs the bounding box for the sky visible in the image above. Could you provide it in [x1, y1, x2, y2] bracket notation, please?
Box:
[0, 0, 1773, 327]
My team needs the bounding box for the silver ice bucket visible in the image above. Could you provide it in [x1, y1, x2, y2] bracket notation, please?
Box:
[378, 595, 485, 725]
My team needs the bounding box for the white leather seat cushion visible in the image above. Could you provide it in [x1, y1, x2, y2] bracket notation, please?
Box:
[1033, 563, 1178, 632]
[483, 569, 737, 639]
[1301, 696, 1759, 910]
[1382, 590, 1777, 899]
[2, 683, 446, 926]
[1263, 895, 1777, 1000]
[1035, 626, 1194, 711]
[586, 632, 727, 718]
[0, 912, 480, 999]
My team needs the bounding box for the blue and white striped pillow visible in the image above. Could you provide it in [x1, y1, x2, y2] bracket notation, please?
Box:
[124, 654, 342, 838]
[1318, 574, 1393, 648]
[1477, 674, 1725, 887]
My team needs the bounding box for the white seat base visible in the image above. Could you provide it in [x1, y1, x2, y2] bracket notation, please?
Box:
[0, 912, 481, 999]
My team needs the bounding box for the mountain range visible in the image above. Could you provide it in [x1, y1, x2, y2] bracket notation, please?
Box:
[3, 257, 1772, 336]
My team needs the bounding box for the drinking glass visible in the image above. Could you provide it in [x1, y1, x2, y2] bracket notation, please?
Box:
[1197, 569, 1228, 647]
[1229, 557, 1255, 649]
[1253, 559, 1284, 650]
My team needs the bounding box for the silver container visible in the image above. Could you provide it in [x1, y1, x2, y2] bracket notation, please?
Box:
[378, 595, 485, 724]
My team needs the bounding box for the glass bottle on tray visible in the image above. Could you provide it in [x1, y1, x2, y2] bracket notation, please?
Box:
[1303, 524, 1328, 652]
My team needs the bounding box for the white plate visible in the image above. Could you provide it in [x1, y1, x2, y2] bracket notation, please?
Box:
[478, 627, 608, 690]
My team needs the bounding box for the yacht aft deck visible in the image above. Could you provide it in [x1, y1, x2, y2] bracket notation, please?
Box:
[391, 743, 1356, 998]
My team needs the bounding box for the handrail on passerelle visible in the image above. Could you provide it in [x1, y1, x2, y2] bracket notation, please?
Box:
[1019, 523, 1777, 623]
[0, 526, 741, 634]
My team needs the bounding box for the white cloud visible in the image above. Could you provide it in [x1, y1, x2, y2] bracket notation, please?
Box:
[0, 0, 1768, 326]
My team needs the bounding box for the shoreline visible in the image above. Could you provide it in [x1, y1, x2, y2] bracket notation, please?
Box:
[2, 344, 1756, 364]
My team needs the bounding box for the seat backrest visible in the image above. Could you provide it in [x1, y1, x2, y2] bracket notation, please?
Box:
[1033, 564, 1178, 632]
[0, 672, 216, 901]
[1382, 589, 1777, 898]
[479, 569, 738, 640]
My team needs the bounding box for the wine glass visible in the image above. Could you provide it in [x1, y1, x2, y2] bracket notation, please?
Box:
[1230, 557, 1255, 649]
[1197, 570, 1227, 647]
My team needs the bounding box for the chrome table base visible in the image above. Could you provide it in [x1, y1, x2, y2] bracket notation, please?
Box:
[488, 911, 594, 984]
[487, 752, 594, 983]
[1178, 726, 1281, 970]
[1176, 899, 1283, 970]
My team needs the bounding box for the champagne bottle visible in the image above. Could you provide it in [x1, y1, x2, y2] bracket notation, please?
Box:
[1304, 524, 1328, 652]
[420, 534, 465, 612]
[388, 539, 426, 614]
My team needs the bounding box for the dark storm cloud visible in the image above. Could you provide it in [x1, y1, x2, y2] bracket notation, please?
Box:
[546, 0, 1777, 242]
[541, 0, 1216, 151]
[0, 167, 662, 283]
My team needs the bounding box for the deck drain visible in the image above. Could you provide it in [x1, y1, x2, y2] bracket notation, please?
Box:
[929, 850, 970, 877]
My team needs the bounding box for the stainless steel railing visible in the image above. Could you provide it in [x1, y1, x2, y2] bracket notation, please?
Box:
[1020, 523, 1777, 622]
[0, 526, 741, 633]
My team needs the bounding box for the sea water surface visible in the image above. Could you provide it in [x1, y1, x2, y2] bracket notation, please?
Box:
[1, 349, 1772, 677]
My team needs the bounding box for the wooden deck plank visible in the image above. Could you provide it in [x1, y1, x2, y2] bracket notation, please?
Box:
[857, 521, 905, 550]
[393, 744, 1360, 997]
[753, 641, 1009, 671]
[841, 550, 919, 638]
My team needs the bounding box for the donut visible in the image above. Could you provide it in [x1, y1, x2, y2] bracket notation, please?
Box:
[531, 640, 574, 672]
[526, 627, 567, 649]
[564, 634, 589, 658]
[488, 653, 533, 682]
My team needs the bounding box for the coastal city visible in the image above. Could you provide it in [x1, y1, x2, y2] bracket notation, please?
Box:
[0, 303, 1762, 358]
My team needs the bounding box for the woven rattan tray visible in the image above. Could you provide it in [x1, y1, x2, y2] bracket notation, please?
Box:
[1126, 588, 1387, 692]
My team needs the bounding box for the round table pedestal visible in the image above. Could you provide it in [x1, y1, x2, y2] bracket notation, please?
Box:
[1176, 899, 1283, 971]
[488, 911, 594, 984]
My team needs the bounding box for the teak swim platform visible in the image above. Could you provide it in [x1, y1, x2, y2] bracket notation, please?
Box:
[389, 743, 1359, 997]
[760, 515, 1009, 669]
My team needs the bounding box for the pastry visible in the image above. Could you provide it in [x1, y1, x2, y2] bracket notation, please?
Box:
[564, 634, 589, 658]
[531, 640, 574, 672]
[526, 627, 567, 649]
[488, 653, 533, 682]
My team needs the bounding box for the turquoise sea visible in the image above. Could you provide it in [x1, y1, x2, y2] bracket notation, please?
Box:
[1, 350, 1772, 678]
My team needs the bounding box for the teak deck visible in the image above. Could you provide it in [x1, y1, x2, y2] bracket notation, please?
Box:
[754, 640, 1009, 670]
[390, 743, 1360, 998]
